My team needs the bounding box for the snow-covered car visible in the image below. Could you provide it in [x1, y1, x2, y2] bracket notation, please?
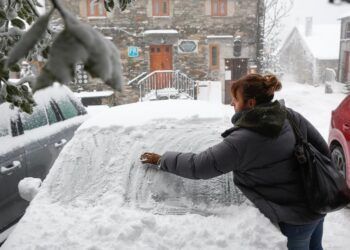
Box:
[1, 100, 288, 249]
[0, 84, 87, 237]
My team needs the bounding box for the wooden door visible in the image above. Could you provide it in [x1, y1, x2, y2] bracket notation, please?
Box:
[224, 58, 248, 104]
[150, 45, 173, 89]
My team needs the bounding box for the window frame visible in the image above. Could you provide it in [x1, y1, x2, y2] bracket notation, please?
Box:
[47, 100, 64, 124]
[209, 44, 220, 70]
[211, 0, 228, 17]
[87, 0, 106, 17]
[152, 0, 170, 17]
[55, 97, 80, 121]
[345, 22, 350, 39]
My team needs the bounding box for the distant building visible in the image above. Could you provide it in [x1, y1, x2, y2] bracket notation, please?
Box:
[339, 14, 350, 83]
[279, 18, 340, 84]
[54, 0, 264, 104]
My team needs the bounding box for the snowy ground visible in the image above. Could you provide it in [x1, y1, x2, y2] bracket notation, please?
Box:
[275, 81, 345, 139]
[2, 81, 350, 250]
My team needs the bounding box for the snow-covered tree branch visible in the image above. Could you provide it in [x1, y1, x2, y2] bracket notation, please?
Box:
[0, 0, 134, 113]
[261, 0, 294, 75]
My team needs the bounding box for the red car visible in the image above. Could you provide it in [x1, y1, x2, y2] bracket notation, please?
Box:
[329, 95, 350, 188]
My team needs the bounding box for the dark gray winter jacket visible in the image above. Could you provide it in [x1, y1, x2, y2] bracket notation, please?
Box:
[160, 101, 327, 225]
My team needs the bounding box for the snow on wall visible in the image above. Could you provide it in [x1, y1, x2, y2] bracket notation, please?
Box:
[74, 91, 114, 98]
[143, 30, 178, 35]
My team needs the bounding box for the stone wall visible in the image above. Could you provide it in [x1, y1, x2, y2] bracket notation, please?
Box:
[56, 0, 262, 104]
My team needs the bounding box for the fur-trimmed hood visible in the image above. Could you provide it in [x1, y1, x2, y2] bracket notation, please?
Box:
[222, 101, 286, 138]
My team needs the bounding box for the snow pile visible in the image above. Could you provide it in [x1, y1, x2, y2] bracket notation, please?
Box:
[86, 105, 110, 116]
[18, 178, 42, 202]
[2, 82, 350, 249]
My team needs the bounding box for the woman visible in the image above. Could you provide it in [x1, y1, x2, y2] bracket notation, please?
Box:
[140, 74, 327, 250]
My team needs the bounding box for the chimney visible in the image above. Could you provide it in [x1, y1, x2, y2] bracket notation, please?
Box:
[305, 17, 313, 37]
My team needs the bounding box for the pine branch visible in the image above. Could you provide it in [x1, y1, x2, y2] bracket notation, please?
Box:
[25, 0, 41, 17]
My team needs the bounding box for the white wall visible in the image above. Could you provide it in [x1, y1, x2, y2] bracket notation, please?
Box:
[197, 81, 222, 104]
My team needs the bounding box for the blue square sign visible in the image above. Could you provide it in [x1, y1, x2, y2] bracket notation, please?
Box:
[128, 46, 139, 58]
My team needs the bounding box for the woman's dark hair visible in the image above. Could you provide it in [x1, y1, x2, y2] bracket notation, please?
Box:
[230, 73, 282, 105]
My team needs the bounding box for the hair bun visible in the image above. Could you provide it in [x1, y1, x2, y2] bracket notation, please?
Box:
[264, 74, 282, 94]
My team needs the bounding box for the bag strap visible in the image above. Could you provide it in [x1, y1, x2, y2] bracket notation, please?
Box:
[285, 109, 304, 144]
[285, 109, 310, 164]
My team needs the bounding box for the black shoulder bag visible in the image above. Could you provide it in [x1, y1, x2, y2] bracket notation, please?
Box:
[286, 110, 350, 214]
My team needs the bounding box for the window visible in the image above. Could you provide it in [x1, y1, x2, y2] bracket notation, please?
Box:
[211, 0, 227, 16]
[69, 97, 87, 115]
[56, 98, 79, 120]
[346, 23, 350, 39]
[87, 0, 106, 17]
[152, 0, 170, 16]
[46, 102, 61, 125]
[21, 107, 48, 131]
[210, 44, 220, 69]
[0, 117, 9, 138]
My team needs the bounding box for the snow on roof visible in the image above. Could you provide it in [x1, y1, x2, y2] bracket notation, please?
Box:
[296, 24, 340, 60]
[74, 91, 114, 98]
[339, 11, 350, 19]
[79, 100, 228, 129]
[143, 29, 178, 35]
[207, 35, 234, 39]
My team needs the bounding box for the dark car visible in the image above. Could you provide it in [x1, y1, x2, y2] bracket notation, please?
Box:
[329, 95, 350, 189]
[0, 84, 87, 235]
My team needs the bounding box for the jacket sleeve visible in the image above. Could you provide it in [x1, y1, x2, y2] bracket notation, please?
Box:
[159, 139, 239, 180]
[300, 113, 331, 157]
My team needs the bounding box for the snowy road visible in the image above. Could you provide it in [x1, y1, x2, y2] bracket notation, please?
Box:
[2, 81, 350, 250]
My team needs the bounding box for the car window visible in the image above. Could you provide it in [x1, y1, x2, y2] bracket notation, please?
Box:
[21, 106, 48, 131]
[0, 115, 9, 137]
[56, 98, 79, 120]
[69, 97, 87, 115]
[46, 102, 59, 124]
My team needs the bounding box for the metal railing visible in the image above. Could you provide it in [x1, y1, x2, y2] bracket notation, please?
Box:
[137, 70, 196, 101]
[127, 72, 147, 86]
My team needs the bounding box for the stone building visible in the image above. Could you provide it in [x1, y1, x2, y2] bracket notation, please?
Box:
[58, 0, 264, 104]
[338, 14, 350, 83]
[279, 18, 340, 85]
